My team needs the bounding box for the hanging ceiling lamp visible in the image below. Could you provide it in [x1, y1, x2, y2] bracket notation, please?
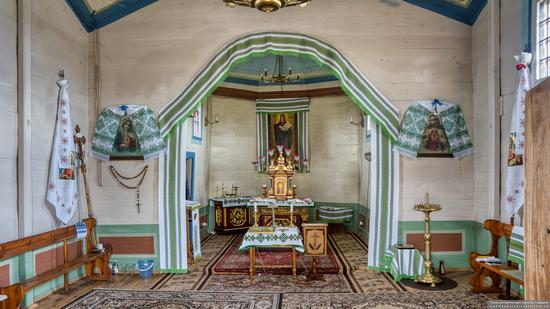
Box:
[260, 55, 301, 84]
[223, 0, 312, 13]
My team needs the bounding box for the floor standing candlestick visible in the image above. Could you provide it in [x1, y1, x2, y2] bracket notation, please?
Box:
[413, 193, 442, 287]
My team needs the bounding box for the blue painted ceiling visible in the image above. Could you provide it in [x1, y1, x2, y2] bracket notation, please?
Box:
[403, 0, 487, 26]
[225, 54, 336, 87]
[67, 0, 486, 32]
[66, 0, 158, 32]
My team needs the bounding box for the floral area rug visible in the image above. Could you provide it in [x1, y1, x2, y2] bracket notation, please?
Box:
[280, 291, 489, 308]
[153, 232, 400, 294]
[213, 234, 340, 274]
[63, 289, 281, 309]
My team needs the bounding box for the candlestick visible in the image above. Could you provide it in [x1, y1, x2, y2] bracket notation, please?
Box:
[413, 193, 442, 287]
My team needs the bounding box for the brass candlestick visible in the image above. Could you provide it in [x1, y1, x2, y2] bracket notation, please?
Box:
[413, 193, 442, 287]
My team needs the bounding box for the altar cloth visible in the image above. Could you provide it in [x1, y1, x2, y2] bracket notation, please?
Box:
[246, 198, 314, 207]
[239, 226, 304, 253]
[210, 197, 252, 208]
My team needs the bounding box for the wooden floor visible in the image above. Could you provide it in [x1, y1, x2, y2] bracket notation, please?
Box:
[34, 274, 164, 308]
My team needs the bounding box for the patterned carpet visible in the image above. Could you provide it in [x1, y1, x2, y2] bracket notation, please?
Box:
[153, 232, 399, 293]
[213, 234, 340, 274]
[63, 289, 281, 308]
[280, 291, 488, 308]
[65, 233, 491, 308]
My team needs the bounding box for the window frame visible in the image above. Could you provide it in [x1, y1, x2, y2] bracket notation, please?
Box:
[534, 0, 550, 83]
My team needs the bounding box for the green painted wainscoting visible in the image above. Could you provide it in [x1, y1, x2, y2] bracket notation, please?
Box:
[2, 242, 87, 307]
[398, 220, 510, 269]
[95, 224, 160, 271]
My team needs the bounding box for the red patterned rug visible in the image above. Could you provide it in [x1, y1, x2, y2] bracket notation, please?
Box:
[212, 235, 340, 274]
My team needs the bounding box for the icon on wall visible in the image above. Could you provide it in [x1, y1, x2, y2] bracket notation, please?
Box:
[110, 115, 143, 160]
[417, 114, 452, 158]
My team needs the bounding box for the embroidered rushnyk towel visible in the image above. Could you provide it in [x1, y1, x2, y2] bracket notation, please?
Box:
[508, 225, 524, 266]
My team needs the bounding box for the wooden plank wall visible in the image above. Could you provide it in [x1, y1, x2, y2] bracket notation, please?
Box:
[525, 78, 550, 300]
[93, 0, 474, 224]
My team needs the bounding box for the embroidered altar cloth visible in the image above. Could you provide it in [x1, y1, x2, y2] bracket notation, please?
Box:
[247, 198, 314, 207]
[210, 196, 252, 208]
[239, 226, 304, 253]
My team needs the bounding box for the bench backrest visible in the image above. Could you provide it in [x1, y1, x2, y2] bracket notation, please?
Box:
[483, 219, 513, 258]
[0, 218, 95, 260]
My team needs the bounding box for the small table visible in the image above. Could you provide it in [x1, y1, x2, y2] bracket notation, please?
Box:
[239, 226, 304, 281]
[383, 246, 425, 282]
[185, 201, 207, 264]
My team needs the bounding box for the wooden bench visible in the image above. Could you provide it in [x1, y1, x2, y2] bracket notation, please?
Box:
[469, 219, 524, 296]
[0, 218, 111, 309]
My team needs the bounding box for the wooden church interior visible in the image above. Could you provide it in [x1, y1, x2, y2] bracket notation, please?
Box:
[1, 0, 549, 308]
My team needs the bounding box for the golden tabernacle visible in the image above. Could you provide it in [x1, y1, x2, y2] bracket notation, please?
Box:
[265, 146, 296, 201]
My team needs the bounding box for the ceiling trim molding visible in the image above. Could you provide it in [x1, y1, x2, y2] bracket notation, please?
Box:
[66, 0, 158, 32]
[213, 86, 345, 100]
[403, 0, 487, 26]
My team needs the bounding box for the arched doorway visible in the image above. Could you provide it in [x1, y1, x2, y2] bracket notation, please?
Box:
[157, 32, 400, 273]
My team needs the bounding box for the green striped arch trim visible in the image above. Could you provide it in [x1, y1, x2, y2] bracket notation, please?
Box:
[158, 32, 399, 141]
[256, 97, 310, 113]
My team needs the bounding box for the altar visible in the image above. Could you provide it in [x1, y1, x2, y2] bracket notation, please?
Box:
[211, 196, 253, 233]
[247, 198, 314, 228]
[239, 226, 304, 280]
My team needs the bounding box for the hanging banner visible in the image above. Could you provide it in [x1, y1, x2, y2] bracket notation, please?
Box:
[46, 80, 78, 225]
[505, 52, 532, 215]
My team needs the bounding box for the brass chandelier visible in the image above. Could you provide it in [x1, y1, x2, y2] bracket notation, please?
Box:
[223, 0, 312, 13]
[260, 55, 301, 84]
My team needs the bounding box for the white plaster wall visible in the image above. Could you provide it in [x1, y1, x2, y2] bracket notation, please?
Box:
[208, 96, 361, 202]
[29, 0, 90, 234]
[91, 0, 474, 223]
[0, 0, 18, 242]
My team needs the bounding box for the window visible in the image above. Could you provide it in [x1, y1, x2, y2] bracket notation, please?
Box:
[185, 151, 195, 201]
[537, 0, 550, 79]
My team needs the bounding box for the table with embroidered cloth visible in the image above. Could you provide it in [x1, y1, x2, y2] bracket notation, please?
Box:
[239, 226, 304, 281]
[382, 245, 425, 282]
[211, 197, 253, 233]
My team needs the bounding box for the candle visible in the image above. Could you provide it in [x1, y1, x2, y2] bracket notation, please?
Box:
[254, 202, 258, 214]
[349, 116, 353, 123]
[215, 114, 219, 122]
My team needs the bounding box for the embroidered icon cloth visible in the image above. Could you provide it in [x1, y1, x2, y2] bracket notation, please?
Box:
[91, 105, 165, 161]
[394, 100, 473, 159]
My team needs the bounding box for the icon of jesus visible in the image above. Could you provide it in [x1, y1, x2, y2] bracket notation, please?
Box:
[274, 114, 293, 148]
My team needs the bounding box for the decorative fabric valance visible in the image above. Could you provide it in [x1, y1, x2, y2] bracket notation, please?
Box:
[394, 100, 473, 159]
[255, 97, 310, 113]
[156, 32, 400, 273]
[256, 98, 309, 172]
[91, 105, 165, 161]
